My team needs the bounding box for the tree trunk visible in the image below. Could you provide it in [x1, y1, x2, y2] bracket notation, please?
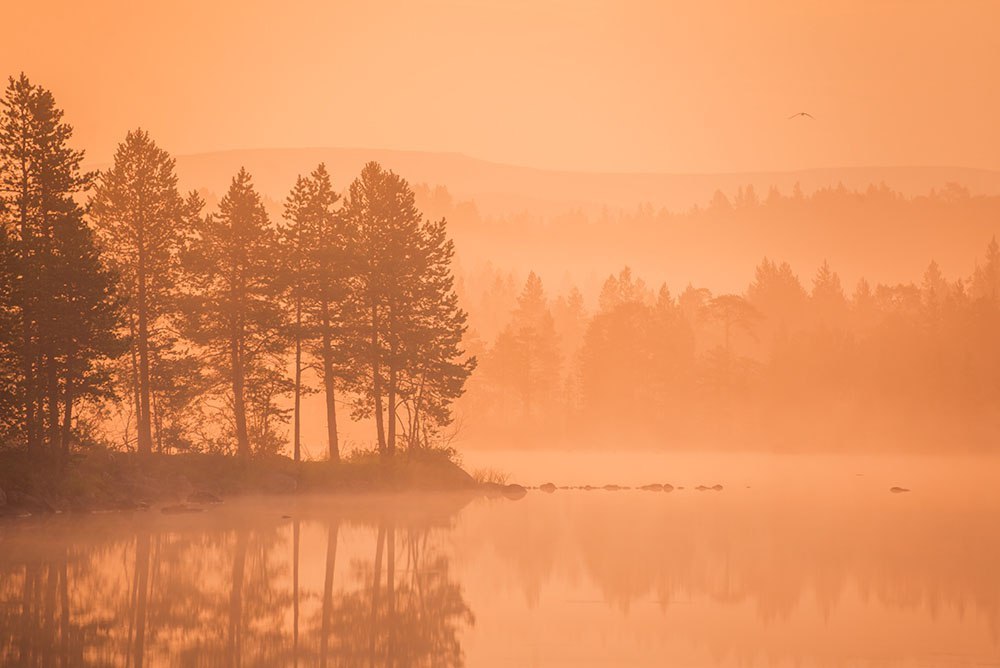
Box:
[60, 369, 73, 457]
[231, 329, 250, 460]
[136, 253, 153, 455]
[46, 349, 59, 455]
[387, 363, 396, 457]
[128, 312, 142, 452]
[293, 294, 302, 463]
[320, 301, 339, 461]
[386, 305, 396, 456]
[372, 305, 387, 455]
[18, 157, 39, 455]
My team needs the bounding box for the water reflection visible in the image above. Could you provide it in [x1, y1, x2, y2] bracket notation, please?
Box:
[0, 495, 475, 667]
[2, 473, 1000, 666]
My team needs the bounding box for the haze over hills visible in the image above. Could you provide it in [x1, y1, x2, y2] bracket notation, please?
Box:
[136, 147, 1000, 216]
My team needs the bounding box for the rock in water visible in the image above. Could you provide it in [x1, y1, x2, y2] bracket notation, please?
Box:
[502, 484, 527, 500]
[890, 486, 911, 493]
[539, 482, 557, 493]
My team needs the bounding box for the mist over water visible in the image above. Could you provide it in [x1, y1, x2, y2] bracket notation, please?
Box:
[4, 452, 999, 667]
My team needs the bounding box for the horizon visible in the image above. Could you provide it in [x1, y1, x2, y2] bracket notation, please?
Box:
[5, 1, 999, 173]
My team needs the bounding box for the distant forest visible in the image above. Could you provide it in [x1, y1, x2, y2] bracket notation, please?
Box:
[453, 240, 1000, 450]
[2, 71, 998, 458]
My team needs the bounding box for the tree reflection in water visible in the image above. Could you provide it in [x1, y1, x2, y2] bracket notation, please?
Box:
[0, 496, 475, 667]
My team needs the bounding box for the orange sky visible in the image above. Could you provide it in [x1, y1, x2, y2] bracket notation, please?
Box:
[3, 0, 998, 173]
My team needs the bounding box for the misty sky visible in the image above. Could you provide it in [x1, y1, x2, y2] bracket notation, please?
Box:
[4, 0, 998, 173]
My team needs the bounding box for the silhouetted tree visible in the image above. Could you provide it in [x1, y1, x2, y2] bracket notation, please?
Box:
[90, 129, 188, 455]
[182, 169, 285, 458]
[0, 73, 124, 456]
[343, 162, 472, 455]
[281, 163, 353, 461]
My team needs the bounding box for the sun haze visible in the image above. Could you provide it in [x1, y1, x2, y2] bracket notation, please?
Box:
[2, 0, 998, 172]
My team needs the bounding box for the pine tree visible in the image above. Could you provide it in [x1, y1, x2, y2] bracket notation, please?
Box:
[89, 129, 187, 455]
[182, 168, 284, 459]
[281, 163, 352, 461]
[397, 217, 475, 448]
[0, 74, 124, 456]
[343, 162, 472, 455]
[492, 272, 560, 420]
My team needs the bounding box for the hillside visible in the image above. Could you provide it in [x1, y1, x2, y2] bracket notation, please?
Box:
[150, 147, 1000, 216]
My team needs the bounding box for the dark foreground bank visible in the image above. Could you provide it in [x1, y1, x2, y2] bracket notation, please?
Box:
[0, 448, 509, 516]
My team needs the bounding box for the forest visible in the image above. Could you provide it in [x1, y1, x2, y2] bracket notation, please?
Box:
[0, 74, 474, 464]
[2, 71, 999, 461]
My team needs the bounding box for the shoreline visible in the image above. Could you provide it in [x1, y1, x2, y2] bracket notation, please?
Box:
[0, 448, 519, 518]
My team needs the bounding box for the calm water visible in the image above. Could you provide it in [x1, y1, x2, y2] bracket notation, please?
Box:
[2, 452, 999, 667]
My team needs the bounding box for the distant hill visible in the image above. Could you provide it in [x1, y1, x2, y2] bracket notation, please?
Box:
[150, 147, 1000, 215]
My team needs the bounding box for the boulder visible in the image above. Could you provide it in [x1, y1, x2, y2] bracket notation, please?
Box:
[539, 482, 557, 494]
[502, 484, 527, 500]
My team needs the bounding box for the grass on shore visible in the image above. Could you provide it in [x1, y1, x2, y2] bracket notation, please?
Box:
[0, 445, 478, 515]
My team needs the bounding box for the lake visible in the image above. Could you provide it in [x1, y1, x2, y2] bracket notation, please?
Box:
[2, 451, 999, 666]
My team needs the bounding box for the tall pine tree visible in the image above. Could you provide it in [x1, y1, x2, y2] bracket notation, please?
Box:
[182, 169, 284, 459]
[89, 129, 187, 455]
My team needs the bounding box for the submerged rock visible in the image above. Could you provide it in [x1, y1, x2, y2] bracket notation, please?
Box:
[890, 486, 911, 493]
[187, 490, 223, 504]
[161, 504, 203, 514]
[603, 484, 622, 491]
[502, 484, 527, 500]
[539, 482, 557, 493]
[662, 484, 674, 492]
[639, 484, 663, 492]
[712, 484, 724, 491]
[695, 485, 709, 491]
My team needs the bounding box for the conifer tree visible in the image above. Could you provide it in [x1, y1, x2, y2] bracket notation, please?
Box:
[182, 169, 284, 458]
[281, 163, 352, 461]
[90, 129, 186, 454]
[0, 74, 124, 455]
[343, 162, 472, 455]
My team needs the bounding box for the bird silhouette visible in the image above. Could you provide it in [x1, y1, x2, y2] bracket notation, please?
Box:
[788, 112, 815, 119]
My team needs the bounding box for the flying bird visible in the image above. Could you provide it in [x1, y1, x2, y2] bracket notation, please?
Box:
[788, 112, 815, 120]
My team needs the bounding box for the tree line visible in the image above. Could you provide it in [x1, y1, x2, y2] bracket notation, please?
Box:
[461, 239, 1000, 450]
[0, 74, 474, 461]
